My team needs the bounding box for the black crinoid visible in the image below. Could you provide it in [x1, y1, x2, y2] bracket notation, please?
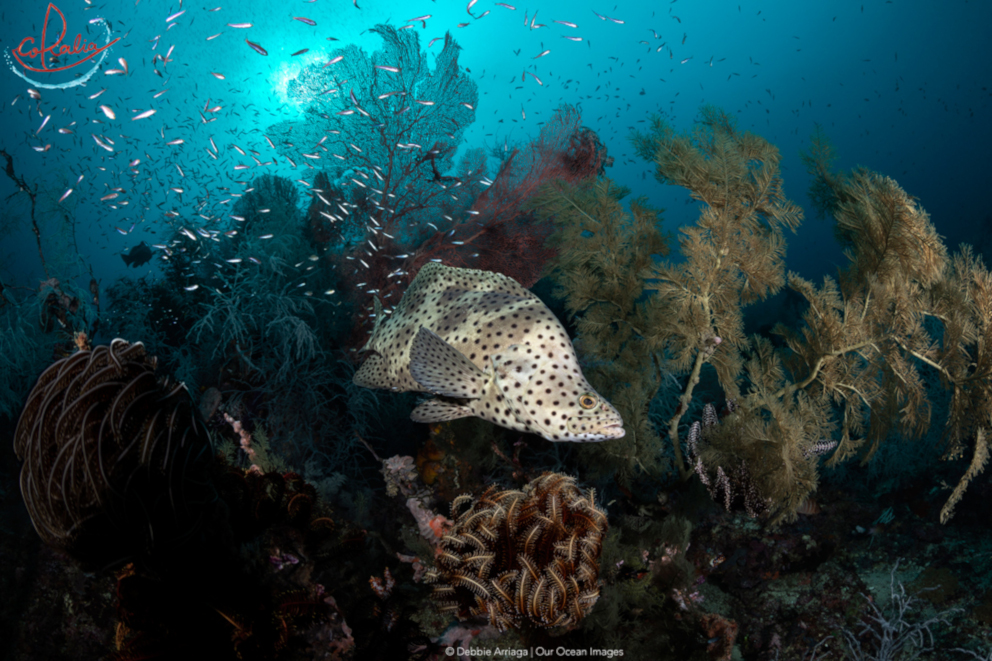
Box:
[13, 339, 215, 568]
[426, 472, 607, 632]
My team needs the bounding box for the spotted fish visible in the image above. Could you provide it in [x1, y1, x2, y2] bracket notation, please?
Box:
[353, 263, 624, 442]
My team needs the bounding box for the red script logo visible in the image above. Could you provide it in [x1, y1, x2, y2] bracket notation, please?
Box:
[13, 3, 119, 73]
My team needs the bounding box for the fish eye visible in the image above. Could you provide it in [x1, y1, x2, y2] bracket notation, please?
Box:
[578, 393, 597, 409]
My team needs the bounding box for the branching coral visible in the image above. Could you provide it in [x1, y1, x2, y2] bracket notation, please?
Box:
[793, 141, 991, 523]
[629, 106, 804, 483]
[430, 105, 607, 287]
[642, 110, 990, 523]
[425, 472, 607, 631]
[533, 105, 991, 524]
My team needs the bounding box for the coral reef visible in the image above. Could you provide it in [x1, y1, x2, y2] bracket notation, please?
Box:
[7, 340, 378, 659]
[110, 465, 354, 661]
[8, 82, 992, 659]
[808, 560, 961, 661]
[426, 472, 607, 631]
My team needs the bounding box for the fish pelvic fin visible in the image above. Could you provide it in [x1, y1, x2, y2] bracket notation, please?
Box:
[410, 326, 486, 399]
[410, 397, 474, 423]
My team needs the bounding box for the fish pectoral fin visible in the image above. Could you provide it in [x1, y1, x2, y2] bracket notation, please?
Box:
[410, 397, 473, 423]
[410, 327, 486, 399]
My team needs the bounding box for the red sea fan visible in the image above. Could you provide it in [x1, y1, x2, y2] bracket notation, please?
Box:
[406, 106, 604, 288]
[345, 106, 608, 350]
[464, 212, 555, 290]
[453, 104, 602, 282]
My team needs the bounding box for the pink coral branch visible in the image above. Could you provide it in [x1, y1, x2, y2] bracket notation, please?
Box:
[223, 412, 261, 473]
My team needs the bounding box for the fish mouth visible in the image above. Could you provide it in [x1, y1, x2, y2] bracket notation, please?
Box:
[602, 423, 625, 437]
[566, 417, 625, 439]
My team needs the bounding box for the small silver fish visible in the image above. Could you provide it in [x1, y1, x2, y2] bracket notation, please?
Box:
[353, 263, 624, 442]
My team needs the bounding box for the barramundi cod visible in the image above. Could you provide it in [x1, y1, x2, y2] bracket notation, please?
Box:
[353, 263, 624, 442]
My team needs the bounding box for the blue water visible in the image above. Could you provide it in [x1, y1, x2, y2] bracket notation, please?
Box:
[2, 0, 989, 288]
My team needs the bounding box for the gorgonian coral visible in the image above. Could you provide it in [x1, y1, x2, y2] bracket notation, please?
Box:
[426, 472, 607, 631]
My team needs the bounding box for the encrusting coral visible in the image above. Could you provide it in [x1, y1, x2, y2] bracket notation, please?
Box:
[425, 472, 607, 631]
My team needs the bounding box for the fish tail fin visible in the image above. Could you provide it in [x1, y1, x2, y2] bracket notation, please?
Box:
[354, 298, 391, 388]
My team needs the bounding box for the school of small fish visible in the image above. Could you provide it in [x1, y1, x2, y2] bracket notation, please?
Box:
[5, 0, 899, 441]
[15, 0, 724, 274]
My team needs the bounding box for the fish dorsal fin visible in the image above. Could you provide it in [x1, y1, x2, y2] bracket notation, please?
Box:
[409, 326, 486, 399]
[410, 398, 474, 423]
[358, 297, 385, 354]
[416, 262, 535, 298]
[370, 295, 384, 339]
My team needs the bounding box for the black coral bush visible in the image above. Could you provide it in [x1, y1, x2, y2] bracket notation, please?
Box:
[533, 106, 990, 524]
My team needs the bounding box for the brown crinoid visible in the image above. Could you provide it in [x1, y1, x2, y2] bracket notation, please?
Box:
[13, 339, 214, 566]
[426, 472, 607, 631]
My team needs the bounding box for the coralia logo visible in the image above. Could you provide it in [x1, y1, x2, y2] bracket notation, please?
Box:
[6, 3, 119, 89]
